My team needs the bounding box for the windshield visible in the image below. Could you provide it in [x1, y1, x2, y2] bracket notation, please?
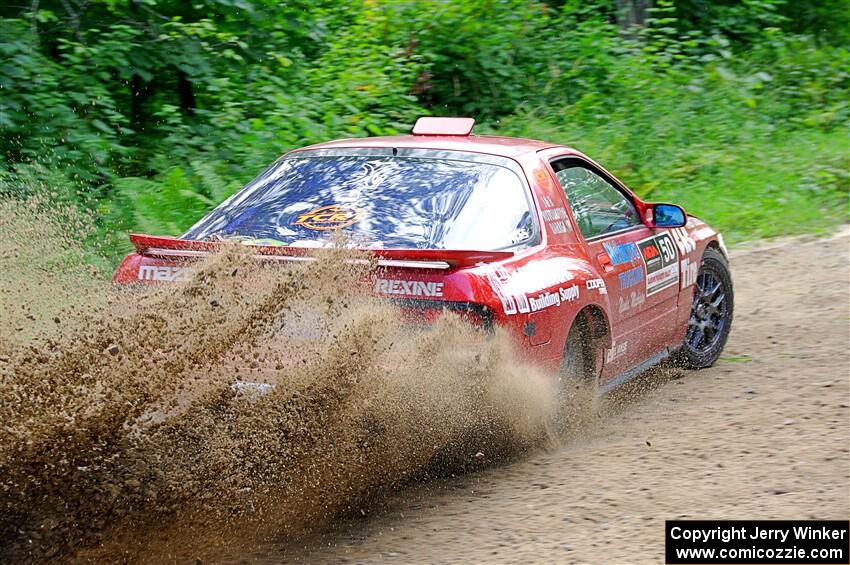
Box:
[182, 153, 536, 251]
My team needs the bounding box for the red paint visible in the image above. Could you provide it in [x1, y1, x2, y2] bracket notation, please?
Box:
[114, 129, 722, 389]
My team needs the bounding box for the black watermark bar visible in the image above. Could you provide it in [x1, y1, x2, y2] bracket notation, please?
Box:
[666, 520, 849, 564]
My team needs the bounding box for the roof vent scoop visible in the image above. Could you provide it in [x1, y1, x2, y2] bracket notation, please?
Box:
[412, 117, 475, 136]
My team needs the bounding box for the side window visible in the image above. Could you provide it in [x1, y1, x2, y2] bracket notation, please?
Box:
[553, 164, 641, 239]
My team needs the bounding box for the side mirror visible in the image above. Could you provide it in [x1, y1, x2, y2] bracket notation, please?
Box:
[652, 203, 687, 228]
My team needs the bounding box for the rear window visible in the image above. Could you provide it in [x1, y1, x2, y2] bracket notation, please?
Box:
[182, 152, 536, 251]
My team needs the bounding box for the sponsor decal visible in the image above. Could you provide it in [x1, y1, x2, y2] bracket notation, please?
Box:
[293, 204, 364, 231]
[618, 291, 646, 314]
[540, 202, 572, 235]
[586, 278, 607, 295]
[527, 283, 580, 313]
[541, 206, 570, 234]
[605, 340, 628, 363]
[603, 240, 641, 266]
[374, 279, 444, 298]
[488, 258, 587, 316]
[534, 169, 554, 190]
[528, 290, 560, 312]
[549, 220, 570, 234]
[488, 260, 582, 316]
[680, 256, 698, 289]
[618, 265, 644, 290]
[670, 227, 696, 255]
[642, 243, 659, 260]
[138, 265, 191, 282]
[487, 265, 530, 316]
[637, 233, 679, 295]
[541, 207, 568, 222]
[559, 284, 580, 303]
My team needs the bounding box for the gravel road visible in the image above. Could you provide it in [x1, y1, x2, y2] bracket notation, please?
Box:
[248, 228, 850, 564]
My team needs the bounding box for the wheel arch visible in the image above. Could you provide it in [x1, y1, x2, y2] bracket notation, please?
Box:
[570, 304, 612, 349]
[559, 304, 611, 380]
[706, 239, 727, 261]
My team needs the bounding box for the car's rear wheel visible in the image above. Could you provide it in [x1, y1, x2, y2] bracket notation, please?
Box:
[675, 246, 734, 369]
[554, 318, 597, 432]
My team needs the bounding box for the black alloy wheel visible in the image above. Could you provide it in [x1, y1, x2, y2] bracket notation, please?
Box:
[677, 246, 734, 369]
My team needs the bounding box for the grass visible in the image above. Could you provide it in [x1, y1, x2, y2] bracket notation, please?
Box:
[650, 130, 850, 243]
[721, 355, 754, 363]
[493, 117, 849, 245]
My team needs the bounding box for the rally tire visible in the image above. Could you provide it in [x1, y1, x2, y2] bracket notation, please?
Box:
[553, 318, 597, 431]
[675, 246, 734, 369]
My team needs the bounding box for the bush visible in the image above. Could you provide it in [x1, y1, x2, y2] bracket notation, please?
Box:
[1, 0, 847, 260]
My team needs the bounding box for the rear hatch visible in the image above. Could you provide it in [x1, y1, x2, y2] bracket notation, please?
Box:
[113, 146, 539, 329]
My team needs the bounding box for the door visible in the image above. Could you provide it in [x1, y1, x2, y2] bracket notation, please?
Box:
[549, 158, 680, 377]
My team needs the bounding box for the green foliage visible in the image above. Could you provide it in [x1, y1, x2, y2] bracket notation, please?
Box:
[1, 0, 848, 262]
[113, 159, 242, 235]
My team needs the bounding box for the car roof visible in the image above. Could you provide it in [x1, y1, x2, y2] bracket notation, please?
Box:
[296, 134, 569, 159]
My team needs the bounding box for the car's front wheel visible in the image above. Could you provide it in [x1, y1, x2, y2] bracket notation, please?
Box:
[675, 246, 734, 369]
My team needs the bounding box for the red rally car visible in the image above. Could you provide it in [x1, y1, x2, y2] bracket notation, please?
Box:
[114, 117, 733, 393]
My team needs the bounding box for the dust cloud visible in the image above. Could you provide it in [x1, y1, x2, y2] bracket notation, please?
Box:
[0, 199, 557, 562]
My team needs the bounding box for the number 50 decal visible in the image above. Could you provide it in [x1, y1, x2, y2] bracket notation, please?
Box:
[657, 235, 677, 263]
[637, 233, 680, 295]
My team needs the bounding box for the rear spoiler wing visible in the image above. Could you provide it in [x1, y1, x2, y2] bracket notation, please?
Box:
[129, 234, 513, 269]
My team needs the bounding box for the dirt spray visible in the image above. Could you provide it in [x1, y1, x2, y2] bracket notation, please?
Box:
[0, 199, 558, 562]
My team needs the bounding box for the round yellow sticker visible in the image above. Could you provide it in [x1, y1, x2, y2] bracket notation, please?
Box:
[293, 205, 364, 231]
[534, 168, 553, 189]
